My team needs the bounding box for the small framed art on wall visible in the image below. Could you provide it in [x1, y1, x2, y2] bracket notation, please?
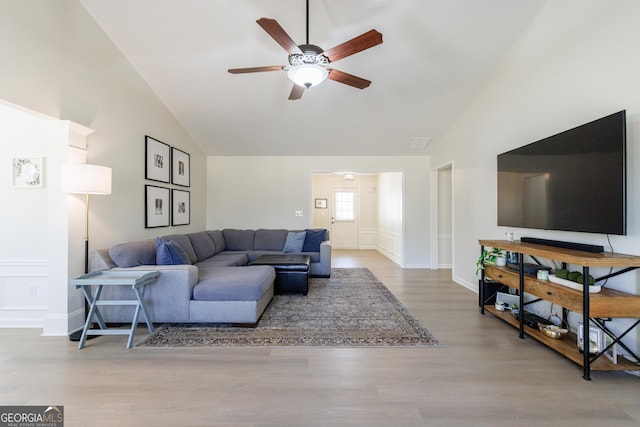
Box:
[172, 189, 190, 226]
[145, 136, 170, 183]
[145, 185, 170, 228]
[171, 147, 190, 187]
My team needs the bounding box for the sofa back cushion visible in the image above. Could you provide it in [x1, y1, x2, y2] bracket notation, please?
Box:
[302, 229, 327, 252]
[109, 239, 156, 267]
[156, 238, 191, 265]
[159, 234, 197, 264]
[207, 230, 226, 254]
[254, 229, 287, 251]
[187, 231, 216, 261]
[222, 229, 255, 251]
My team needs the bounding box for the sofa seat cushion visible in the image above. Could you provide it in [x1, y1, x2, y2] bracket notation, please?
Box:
[195, 255, 247, 269]
[195, 259, 237, 268]
[212, 252, 250, 266]
[193, 266, 275, 302]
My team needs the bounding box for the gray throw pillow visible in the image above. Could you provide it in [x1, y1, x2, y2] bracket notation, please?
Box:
[156, 238, 191, 265]
[283, 231, 306, 253]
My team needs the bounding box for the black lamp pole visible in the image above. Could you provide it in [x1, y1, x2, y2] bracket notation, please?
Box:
[69, 192, 97, 342]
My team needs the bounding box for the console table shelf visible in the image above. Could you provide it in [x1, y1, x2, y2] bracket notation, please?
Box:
[478, 239, 640, 380]
[484, 305, 638, 371]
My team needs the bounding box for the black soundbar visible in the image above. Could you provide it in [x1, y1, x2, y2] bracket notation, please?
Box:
[521, 237, 604, 253]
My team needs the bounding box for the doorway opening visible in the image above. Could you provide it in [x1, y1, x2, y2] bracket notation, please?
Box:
[311, 172, 404, 266]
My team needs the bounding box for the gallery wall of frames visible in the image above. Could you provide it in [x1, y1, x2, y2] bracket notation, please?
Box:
[144, 135, 190, 228]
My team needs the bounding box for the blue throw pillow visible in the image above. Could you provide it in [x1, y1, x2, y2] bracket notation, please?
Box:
[302, 229, 326, 252]
[283, 231, 306, 253]
[156, 238, 191, 265]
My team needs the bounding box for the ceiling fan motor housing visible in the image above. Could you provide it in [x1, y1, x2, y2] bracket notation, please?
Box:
[288, 44, 329, 67]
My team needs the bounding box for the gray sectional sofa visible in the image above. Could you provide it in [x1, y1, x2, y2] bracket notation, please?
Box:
[90, 229, 331, 325]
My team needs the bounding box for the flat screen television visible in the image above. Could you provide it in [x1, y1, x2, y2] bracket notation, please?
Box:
[497, 110, 626, 235]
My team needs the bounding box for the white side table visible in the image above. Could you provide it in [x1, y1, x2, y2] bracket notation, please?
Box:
[71, 270, 160, 349]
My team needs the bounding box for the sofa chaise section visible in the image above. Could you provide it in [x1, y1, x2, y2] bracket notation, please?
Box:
[190, 266, 275, 323]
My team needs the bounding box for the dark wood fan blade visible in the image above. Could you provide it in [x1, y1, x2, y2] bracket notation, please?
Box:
[257, 18, 303, 55]
[228, 65, 285, 74]
[322, 29, 383, 63]
[327, 68, 371, 89]
[288, 84, 305, 100]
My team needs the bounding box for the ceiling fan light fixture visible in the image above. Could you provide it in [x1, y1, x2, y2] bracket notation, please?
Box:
[287, 64, 328, 88]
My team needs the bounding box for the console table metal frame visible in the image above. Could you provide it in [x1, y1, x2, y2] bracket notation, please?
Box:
[479, 239, 640, 380]
[71, 270, 160, 349]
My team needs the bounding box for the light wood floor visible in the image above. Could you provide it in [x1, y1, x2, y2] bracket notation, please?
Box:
[1, 250, 639, 426]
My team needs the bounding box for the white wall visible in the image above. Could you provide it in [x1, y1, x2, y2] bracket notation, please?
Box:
[0, 1, 207, 253]
[208, 156, 429, 267]
[0, 1, 208, 333]
[0, 104, 69, 332]
[377, 172, 403, 264]
[429, 0, 640, 356]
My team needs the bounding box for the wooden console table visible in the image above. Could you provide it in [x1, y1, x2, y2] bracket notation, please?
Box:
[478, 239, 640, 380]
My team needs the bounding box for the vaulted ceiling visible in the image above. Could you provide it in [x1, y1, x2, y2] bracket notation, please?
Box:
[80, 0, 544, 156]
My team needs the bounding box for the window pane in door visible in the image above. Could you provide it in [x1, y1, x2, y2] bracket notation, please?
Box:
[335, 191, 354, 221]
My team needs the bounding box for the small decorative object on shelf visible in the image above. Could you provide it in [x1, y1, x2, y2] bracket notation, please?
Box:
[476, 247, 506, 276]
[539, 324, 568, 340]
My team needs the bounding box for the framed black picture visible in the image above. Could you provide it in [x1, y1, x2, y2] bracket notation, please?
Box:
[145, 136, 170, 183]
[171, 147, 190, 187]
[172, 189, 190, 226]
[315, 198, 327, 209]
[145, 185, 170, 228]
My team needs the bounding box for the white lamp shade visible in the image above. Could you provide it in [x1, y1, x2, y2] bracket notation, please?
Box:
[287, 64, 329, 88]
[61, 163, 112, 195]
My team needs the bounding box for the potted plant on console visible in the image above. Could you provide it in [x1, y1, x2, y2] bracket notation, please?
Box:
[476, 247, 507, 276]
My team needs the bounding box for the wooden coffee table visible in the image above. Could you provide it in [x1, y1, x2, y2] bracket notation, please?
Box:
[250, 255, 311, 295]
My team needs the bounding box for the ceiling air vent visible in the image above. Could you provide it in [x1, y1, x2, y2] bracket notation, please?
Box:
[408, 137, 432, 150]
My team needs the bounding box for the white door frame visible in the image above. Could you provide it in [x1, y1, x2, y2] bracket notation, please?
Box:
[430, 161, 454, 270]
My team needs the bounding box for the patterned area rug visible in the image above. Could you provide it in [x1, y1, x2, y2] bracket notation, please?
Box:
[136, 268, 442, 348]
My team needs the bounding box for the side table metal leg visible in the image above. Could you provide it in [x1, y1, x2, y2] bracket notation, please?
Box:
[78, 285, 103, 349]
[134, 284, 155, 333]
[79, 284, 107, 329]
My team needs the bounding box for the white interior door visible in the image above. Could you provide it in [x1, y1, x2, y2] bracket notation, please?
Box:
[330, 188, 359, 249]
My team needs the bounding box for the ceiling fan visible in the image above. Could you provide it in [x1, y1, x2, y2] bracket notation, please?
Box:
[228, 0, 383, 100]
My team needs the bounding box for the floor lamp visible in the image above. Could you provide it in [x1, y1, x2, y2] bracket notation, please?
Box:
[61, 163, 112, 341]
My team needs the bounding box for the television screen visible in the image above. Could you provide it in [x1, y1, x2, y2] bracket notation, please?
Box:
[497, 111, 626, 235]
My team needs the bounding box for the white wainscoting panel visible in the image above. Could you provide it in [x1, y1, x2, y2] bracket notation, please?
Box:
[376, 229, 402, 265]
[0, 260, 48, 328]
[359, 228, 377, 249]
